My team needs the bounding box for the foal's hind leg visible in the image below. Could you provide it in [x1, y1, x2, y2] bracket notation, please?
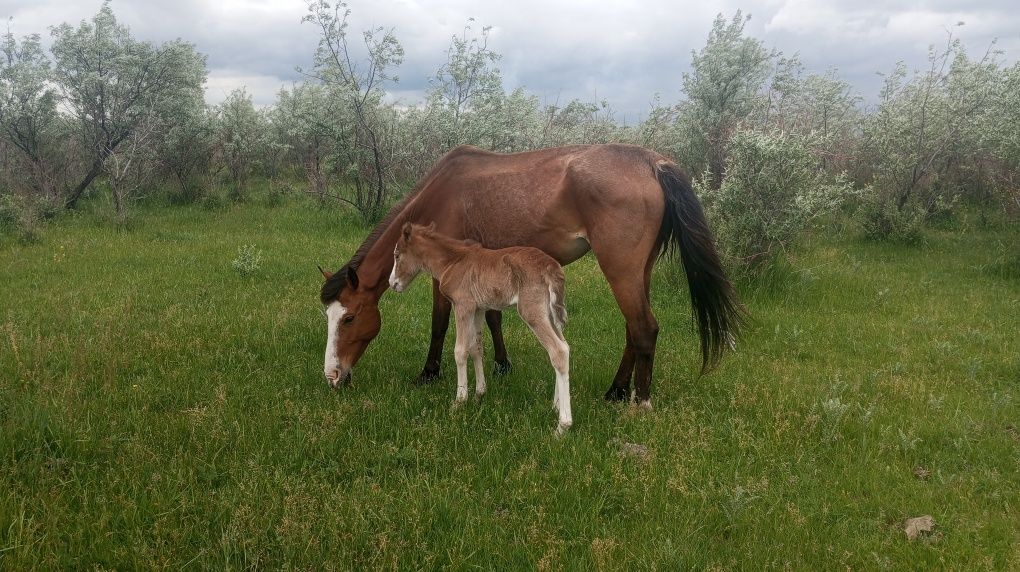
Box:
[472, 310, 487, 400]
[519, 301, 571, 435]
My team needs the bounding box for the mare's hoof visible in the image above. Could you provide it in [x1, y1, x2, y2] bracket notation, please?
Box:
[416, 368, 440, 385]
[493, 358, 512, 376]
[635, 399, 654, 412]
[604, 386, 629, 402]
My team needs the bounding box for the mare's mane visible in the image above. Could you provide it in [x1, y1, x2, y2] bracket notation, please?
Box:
[319, 184, 425, 304]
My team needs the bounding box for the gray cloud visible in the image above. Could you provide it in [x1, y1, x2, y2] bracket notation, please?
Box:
[2, 0, 1017, 116]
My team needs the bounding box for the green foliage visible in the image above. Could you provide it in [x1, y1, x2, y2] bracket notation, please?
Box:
[860, 31, 1002, 238]
[231, 243, 264, 276]
[699, 130, 856, 270]
[856, 194, 925, 243]
[216, 88, 268, 200]
[50, 1, 207, 210]
[680, 11, 775, 187]
[303, 0, 404, 222]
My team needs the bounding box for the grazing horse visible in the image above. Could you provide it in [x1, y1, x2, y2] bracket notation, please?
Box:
[389, 222, 572, 434]
[320, 144, 744, 408]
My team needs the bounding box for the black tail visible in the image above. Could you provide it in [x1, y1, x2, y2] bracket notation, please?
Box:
[656, 163, 746, 373]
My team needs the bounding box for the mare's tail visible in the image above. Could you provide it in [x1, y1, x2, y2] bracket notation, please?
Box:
[656, 162, 746, 373]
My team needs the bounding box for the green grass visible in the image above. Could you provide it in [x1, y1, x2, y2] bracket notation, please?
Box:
[1, 198, 1018, 569]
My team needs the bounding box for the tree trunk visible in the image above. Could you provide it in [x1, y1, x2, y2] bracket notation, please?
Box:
[64, 157, 106, 209]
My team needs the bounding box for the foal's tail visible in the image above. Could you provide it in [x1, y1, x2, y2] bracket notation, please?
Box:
[544, 267, 568, 335]
[656, 162, 746, 373]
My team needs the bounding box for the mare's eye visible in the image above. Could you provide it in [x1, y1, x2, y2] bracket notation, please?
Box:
[342, 314, 356, 324]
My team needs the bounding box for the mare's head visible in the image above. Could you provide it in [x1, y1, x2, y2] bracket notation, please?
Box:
[320, 265, 382, 388]
[388, 222, 433, 293]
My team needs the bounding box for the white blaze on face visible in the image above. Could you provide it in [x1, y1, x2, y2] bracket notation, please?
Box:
[388, 259, 399, 291]
[324, 301, 346, 380]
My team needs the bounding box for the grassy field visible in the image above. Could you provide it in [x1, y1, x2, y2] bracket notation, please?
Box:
[1, 198, 1018, 569]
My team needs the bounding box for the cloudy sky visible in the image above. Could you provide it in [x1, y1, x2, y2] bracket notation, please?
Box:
[2, 0, 1018, 121]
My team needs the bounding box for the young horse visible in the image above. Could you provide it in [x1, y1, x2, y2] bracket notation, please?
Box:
[389, 222, 572, 435]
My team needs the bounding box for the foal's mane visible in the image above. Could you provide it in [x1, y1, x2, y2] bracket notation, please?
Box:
[319, 185, 424, 304]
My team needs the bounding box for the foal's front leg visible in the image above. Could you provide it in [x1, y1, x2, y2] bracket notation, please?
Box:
[452, 304, 479, 405]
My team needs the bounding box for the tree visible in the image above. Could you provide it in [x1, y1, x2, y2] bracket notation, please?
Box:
[215, 88, 266, 199]
[271, 83, 333, 202]
[862, 30, 1000, 221]
[429, 20, 502, 147]
[50, 2, 207, 209]
[681, 11, 774, 188]
[302, 0, 404, 221]
[0, 29, 62, 201]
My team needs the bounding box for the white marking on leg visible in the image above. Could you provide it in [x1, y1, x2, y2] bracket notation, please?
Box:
[453, 328, 469, 404]
[554, 341, 572, 435]
[324, 302, 346, 383]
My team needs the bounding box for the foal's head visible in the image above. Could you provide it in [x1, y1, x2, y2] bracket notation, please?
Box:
[388, 222, 433, 293]
[320, 265, 382, 388]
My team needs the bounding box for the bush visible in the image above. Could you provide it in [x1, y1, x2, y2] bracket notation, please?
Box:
[699, 130, 856, 271]
[856, 194, 924, 243]
[231, 244, 263, 276]
[0, 194, 44, 243]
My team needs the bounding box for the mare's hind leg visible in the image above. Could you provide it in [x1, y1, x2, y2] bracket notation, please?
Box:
[590, 231, 659, 408]
[486, 311, 512, 375]
[604, 330, 635, 401]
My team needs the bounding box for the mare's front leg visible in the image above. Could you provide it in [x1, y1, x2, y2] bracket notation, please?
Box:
[418, 279, 451, 384]
[486, 310, 512, 375]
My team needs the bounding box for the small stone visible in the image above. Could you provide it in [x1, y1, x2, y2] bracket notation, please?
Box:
[904, 515, 935, 540]
[913, 466, 931, 481]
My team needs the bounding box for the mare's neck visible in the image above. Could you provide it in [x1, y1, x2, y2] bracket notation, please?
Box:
[354, 211, 412, 296]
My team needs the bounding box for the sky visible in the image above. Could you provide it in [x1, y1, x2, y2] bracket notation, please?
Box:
[2, 0, 1018, 122]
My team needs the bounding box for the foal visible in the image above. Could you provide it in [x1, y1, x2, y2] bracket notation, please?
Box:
[389, 222, 572, 435]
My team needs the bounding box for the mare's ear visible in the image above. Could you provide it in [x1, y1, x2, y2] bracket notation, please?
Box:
[426, 221, 437, 232]
[347, 266, 360, 289]
[401, 221, 412, 241]
[318, 265, 333, 281]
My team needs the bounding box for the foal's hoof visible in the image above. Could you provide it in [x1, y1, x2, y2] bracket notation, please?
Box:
[493, 358, 512, 376]
[604, 386, 629, 402]
[554, 422, 572, 438]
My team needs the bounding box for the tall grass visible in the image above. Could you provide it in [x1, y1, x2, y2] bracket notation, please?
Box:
[1, 199, 1017, 568]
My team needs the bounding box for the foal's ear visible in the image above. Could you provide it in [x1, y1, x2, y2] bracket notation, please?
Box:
[318, 265, 333, 281]
[426, 221, 437, 232]
[346, 266, 360, 289]
[401, 221, 412, 241]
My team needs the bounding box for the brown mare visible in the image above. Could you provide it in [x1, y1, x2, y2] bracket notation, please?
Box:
[389, 222, 572, 434]
[320, 144, 744, 408]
